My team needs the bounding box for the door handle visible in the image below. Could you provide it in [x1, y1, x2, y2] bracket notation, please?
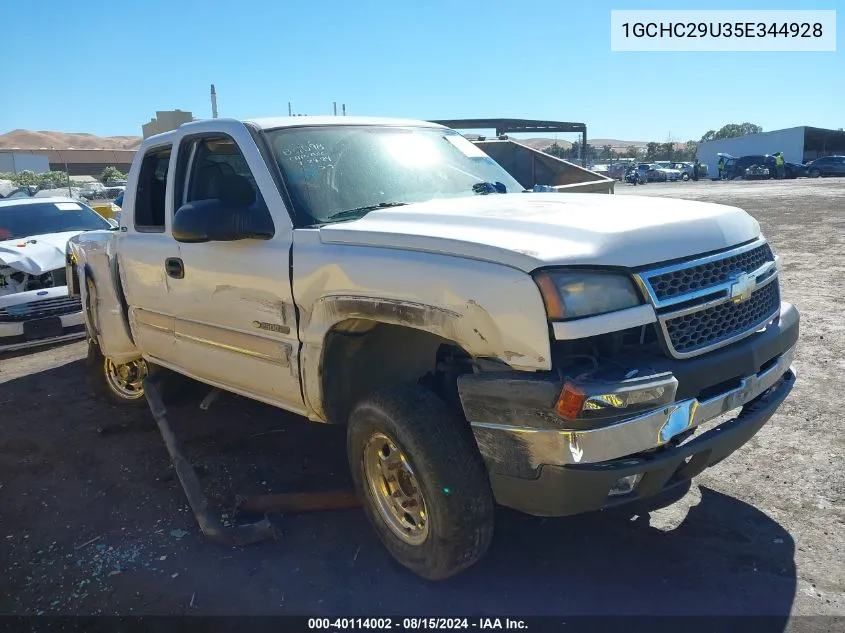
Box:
[165, 257, 184, 279]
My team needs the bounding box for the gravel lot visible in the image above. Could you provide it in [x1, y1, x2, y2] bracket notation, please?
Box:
[1, 178, 842, 620]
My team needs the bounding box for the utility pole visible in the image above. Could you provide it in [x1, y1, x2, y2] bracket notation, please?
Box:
[288, 102, 292, 116]
[333, 101, 337, 116]
[211, 84, 218, 119]
[342, 103, 346, 116]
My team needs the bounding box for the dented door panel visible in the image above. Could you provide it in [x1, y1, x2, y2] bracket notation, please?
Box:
[168, 240, 303, 406]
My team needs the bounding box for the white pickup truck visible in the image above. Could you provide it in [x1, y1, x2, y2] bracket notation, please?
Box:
[67, 116, 799, 580]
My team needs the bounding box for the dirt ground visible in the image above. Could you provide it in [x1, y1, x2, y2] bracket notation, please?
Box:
[0, 178, 842, 620]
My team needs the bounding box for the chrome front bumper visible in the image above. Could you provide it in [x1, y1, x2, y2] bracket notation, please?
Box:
[470, 345, 795, 470]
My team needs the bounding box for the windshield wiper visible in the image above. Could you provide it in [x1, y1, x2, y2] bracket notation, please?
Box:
[324, 201, 408, 222]
[472, 182, 507, 194]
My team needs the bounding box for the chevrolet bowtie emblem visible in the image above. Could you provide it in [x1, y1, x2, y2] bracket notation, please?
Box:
[729, 272, 756, 304]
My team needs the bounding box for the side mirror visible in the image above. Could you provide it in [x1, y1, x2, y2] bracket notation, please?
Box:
[172, 198, 275, 243]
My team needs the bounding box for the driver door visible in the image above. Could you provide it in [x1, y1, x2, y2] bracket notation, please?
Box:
[165, 131, 304, 412]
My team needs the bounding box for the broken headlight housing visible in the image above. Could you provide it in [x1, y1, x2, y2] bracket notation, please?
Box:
[533, 270, 642, 320]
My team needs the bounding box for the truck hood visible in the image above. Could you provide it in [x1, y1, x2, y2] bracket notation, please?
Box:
[317, 193, 761, 271]
[0, 230, 84, 275]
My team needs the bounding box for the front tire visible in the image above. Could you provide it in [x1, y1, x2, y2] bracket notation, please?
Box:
[809, 168, 821, 178]
[347, 385, 494, 580]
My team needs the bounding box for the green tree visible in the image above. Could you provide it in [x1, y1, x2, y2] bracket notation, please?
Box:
[601, 145, 613, 160]
[660, 142, 675, 161]
[100, 166, 127, 184]
[625, 145, 640, 159]
[700, 122, 762, 143]
[0, 170, 72, 188]
[9, 170, 38, 186]
[645, 142, 660, 161]
[681, 140, 698, 161]
[544, 143, 567, 158]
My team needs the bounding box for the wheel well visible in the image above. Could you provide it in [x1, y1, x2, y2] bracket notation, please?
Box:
[320, 320, 473, 425]
[112, 260, 134, 345]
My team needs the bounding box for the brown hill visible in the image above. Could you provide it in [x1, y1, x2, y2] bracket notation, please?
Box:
[0, 129, 142, 150]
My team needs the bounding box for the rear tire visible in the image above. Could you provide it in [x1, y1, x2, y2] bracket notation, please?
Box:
[347, 385, 494, 580]
[809, 169, 821, 178]
[86, 339, 149, 407]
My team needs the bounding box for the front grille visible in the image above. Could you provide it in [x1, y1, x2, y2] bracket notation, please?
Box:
[0, 296, 82, 323]
[664, 282, 780, 355]
[647, 242, 774, 301]
[637, 240, 782, 359]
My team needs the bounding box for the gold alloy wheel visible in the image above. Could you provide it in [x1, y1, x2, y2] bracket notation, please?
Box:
[103, 357, 148, 400]
[363, 432, 430, 545]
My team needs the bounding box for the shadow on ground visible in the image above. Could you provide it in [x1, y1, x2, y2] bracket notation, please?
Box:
[0, 359, 796, 624]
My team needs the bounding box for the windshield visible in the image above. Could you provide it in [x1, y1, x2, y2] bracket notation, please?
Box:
[0, 200, 111, 240]
[264, 126, 524, 224]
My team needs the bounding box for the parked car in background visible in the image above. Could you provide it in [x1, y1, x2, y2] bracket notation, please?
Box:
[805, 155, 845, 178]
[607, 164, 628, 180]
[783, 161, 807, 179]
[2, 187, 35, 200]
[670, 162, 694, 180]
[0, 197, 116, 352]
[104, 185, 126, 199]
[726, 155, 806, 180]
[647, 163, 682, 182]
[34, 187, 85, 201]
[635, 162, 652, 182]
[80, 183, 107, 200]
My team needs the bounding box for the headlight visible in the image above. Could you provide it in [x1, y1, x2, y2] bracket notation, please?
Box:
[533, 270, 641, 320]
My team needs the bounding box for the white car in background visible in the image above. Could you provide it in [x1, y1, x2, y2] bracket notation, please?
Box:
[647, 163, 682, 182]
[670, 162, 695, 180]
[0, 197, 116, 352]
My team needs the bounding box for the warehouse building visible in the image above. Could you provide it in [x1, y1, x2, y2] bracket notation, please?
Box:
[0, 148, 135, 177]
[698, 126, 845, 173]
[0, 151, 50, 174]
[142, 110, 194, 138]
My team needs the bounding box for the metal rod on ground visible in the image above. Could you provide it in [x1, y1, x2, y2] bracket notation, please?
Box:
[235, 491, 361, 517]
[142, 375, 275, 546]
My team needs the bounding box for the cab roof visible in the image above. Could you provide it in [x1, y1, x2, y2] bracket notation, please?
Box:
[246, 116, 446, 131]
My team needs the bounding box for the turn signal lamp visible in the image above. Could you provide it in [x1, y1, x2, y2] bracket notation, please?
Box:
[554, 383, 587, 419]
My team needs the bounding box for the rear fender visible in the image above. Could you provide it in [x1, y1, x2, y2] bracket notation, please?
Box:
[69, 233, 140, 362]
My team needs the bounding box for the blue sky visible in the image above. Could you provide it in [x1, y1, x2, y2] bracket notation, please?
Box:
[0, 0, 841, 143]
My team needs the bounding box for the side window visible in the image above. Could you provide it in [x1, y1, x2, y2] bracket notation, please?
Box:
[179, 136, 266, 212]
[134, 146, 171, 231]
